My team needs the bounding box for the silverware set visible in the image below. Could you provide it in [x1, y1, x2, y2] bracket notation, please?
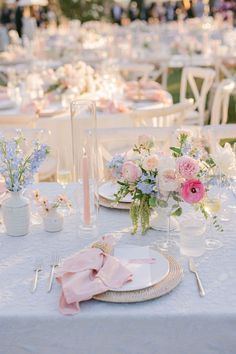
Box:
[188, 258, 205, 297]
[31, 255, 61, 293]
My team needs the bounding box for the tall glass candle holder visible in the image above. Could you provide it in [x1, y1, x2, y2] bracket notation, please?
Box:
[70, 100, 99, 232]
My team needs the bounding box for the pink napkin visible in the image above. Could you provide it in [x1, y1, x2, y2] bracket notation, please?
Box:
[126, 88, 171, 104]
[96, 98, 130, 113]
[125, 80, 161, 91]
[0, 182, 6, 194]
[56, 237, 133, 315]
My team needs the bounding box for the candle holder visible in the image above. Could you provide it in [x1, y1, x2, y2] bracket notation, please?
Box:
[70, 100, 99, 232]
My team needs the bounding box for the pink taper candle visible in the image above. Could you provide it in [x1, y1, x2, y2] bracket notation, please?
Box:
[82, 149, 91, 225]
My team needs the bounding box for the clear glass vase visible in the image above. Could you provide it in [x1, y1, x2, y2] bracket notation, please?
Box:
[70, 100, 99, 232]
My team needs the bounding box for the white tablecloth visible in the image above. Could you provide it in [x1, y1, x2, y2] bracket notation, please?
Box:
[0, 183, 236, 354]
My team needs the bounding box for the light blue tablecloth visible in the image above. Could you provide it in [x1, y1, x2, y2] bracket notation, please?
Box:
[0, 183, 235, 354]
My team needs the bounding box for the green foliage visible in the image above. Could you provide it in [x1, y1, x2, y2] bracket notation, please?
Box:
[58, 0, 109, 22]
[130, 196, 151, 235]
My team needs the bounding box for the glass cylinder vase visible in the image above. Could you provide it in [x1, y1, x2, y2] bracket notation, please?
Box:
[70, 100, 99, 232]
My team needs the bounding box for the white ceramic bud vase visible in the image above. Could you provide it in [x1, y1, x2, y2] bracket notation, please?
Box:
[2, 191, 30, 237]
[43, 209, 64, 233]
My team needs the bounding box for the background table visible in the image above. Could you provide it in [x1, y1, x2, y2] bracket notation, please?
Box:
[0, 183, 235, 354]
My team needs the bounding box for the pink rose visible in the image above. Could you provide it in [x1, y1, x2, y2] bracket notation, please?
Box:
[122, 161, 141, 183]
[176, 156, 199, 179]
[143, 155, 159, 171]
[180, 179, 205, 204]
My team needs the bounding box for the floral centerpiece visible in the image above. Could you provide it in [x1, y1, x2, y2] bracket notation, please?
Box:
[107, 131, 216, 235]
[33, 191, 72, 214]
[0, 133, 49, 237]
[33, 191, 72, 233]
[43, 61, 99, 98]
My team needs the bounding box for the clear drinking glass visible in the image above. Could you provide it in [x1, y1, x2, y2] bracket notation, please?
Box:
[70, 100, 98, 232]
[179, 214, 206, 257]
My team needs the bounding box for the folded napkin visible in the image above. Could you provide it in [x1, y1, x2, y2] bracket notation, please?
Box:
[96, 98, 130, 114]
[125, 79, 161, 91]
[56, 236, 133, 315]
[126, 88, 171, 104]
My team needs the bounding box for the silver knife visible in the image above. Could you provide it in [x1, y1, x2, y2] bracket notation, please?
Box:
[31, 259, 42, 293]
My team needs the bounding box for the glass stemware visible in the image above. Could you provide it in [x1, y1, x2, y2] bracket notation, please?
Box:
[155, 203, 177, 252]
[57, 149, 72, 190]
[204, 197, 223, 250]
[57, 152, 73, 216]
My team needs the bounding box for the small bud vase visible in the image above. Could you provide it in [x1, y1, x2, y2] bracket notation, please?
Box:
[43, 209, 64, 233]
[2, 191, 30, 237]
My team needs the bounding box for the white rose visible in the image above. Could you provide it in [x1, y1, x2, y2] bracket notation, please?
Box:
[212, 143, 236, 177]
[158, 157, 180, 193]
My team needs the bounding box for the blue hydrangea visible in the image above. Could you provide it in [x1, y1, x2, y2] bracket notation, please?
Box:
[137, 181, 155, 194]
[0, 136, 49, 192]
[107, 154, 125, 178]
[181, 142, 192, 155]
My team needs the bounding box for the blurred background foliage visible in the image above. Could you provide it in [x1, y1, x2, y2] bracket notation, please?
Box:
[58, 0, 112, 22]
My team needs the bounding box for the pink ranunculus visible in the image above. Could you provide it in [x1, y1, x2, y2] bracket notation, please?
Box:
[121, 161, 141, 183]
[176, 156, 199, 179]
[180, 179, 205, 204]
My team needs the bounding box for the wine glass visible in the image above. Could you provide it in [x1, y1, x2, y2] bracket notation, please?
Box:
[56, 153, 73, 216]
[57, 160, 72, 190]
[155, 202, 177, 252]
[204, 197, 223, 250]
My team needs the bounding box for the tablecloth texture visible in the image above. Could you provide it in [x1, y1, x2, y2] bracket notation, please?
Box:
[0, 183, 236, 354]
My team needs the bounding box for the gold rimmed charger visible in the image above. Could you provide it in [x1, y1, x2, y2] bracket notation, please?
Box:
[93, 254, 183, 303]
[99, 196, 131, 210]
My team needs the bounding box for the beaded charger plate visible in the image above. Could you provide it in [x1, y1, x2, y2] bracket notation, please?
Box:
[94, 254, 183, 303]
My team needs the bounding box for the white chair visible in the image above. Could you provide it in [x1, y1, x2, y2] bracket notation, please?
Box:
[203, 124, 236, 153]
[210, 79, 235, 125]
[118, 63, 155, 81]
[180, 67, 216, 125]
[129, 99, 193, 127]
[215, 56, 236, 93]
[97, 126, 176, 180]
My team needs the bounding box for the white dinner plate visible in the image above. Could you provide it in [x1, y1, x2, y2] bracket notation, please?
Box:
[99, 181, 132, 203]
[39, 104, 66, 118]
[111, 246, 169, 292]
[0, 99, 15, 110]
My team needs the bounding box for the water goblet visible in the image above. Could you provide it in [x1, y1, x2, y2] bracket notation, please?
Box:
[57, 155, 73, 216]
[155, 206, 177, 252]
[204, 197, 223, 250]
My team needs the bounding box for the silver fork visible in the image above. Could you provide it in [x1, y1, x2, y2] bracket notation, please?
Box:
[31, 258, 43, 293]
[47, 254, 60, 293]
[189, 258, 205, 297]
